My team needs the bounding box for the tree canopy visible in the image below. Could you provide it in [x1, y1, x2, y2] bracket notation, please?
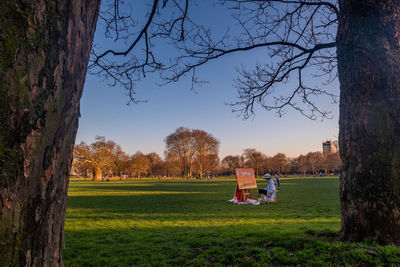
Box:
[73, 136, 118, 180]
[165, 127, 220, 178]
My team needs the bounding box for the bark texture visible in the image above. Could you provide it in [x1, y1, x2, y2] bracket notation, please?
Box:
[337, 0, 400, 244]
[0, 0, 100, 265]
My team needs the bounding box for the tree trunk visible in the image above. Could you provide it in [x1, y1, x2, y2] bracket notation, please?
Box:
[93, 167, 103, 181]
[0, 1, 100, 266]
[337, 0, 400, 244]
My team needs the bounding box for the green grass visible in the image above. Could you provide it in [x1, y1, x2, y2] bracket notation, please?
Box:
[63, 177, 400, 266]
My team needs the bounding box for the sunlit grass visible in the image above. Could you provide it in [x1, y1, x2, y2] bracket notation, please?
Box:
[63, 177, 400, 266]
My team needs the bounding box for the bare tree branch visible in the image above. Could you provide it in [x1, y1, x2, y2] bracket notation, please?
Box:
[96, 0, 159, 60]
[91, 0, 338, 119]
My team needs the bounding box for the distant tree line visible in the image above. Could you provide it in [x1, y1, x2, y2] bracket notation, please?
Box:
[221, 149, 341, 177]
[72, 128, 340, 180]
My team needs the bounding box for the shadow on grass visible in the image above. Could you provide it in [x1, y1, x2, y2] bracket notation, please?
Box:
[66, 192, 340, 222]
[62, 225, 400, 266]
[70, 179, 236, 190]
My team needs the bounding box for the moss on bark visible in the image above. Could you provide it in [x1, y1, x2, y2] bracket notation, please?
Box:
[0, 0, 100, 265]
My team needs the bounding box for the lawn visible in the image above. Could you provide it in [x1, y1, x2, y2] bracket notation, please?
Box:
[63, 177, 400, 266]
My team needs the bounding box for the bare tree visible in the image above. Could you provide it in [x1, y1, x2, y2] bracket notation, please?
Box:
[202, 154, 220, 177]
[165, 127, 196, 178]
[270, 153, 288, 174]
[286, 157, 300, 175]
[165, 127, 220, 178]
[130, 152, 150, 179]
[192, 129, 220, 179]
[73, 142, 94, 177]
[242, 148, 265, 177]
[146, 152, 164, 178]
[72, 156, 92, 179]
[164, 151, 182, 178]
[73, 136, 117, 180]
[297, 154, 308, 177]
[323, 151, 340, 174]
[306, 151, 323, 176]
[221, 155, 242, 175]
[113, 146, 130, 179]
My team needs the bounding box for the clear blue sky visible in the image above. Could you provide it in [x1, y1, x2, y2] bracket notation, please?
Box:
[75, 1, 339, 159]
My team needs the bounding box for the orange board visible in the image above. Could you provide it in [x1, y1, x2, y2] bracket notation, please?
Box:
[236, 168, 257, 189]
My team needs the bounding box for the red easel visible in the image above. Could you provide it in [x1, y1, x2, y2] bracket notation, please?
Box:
[234, 168, 257, 202]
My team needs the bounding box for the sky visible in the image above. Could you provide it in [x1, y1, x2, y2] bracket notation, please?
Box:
[75, 1, 339, 159]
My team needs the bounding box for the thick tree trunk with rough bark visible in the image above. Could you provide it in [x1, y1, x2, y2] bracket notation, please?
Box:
[0, 0, 100, 265]
[337, 1, 400, 244]
[93, 167, 103, 181]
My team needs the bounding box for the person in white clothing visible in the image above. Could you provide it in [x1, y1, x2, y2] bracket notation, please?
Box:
[258, 173, 277, 203]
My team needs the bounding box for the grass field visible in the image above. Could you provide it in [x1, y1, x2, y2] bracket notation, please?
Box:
[63, 177, 400, 266]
